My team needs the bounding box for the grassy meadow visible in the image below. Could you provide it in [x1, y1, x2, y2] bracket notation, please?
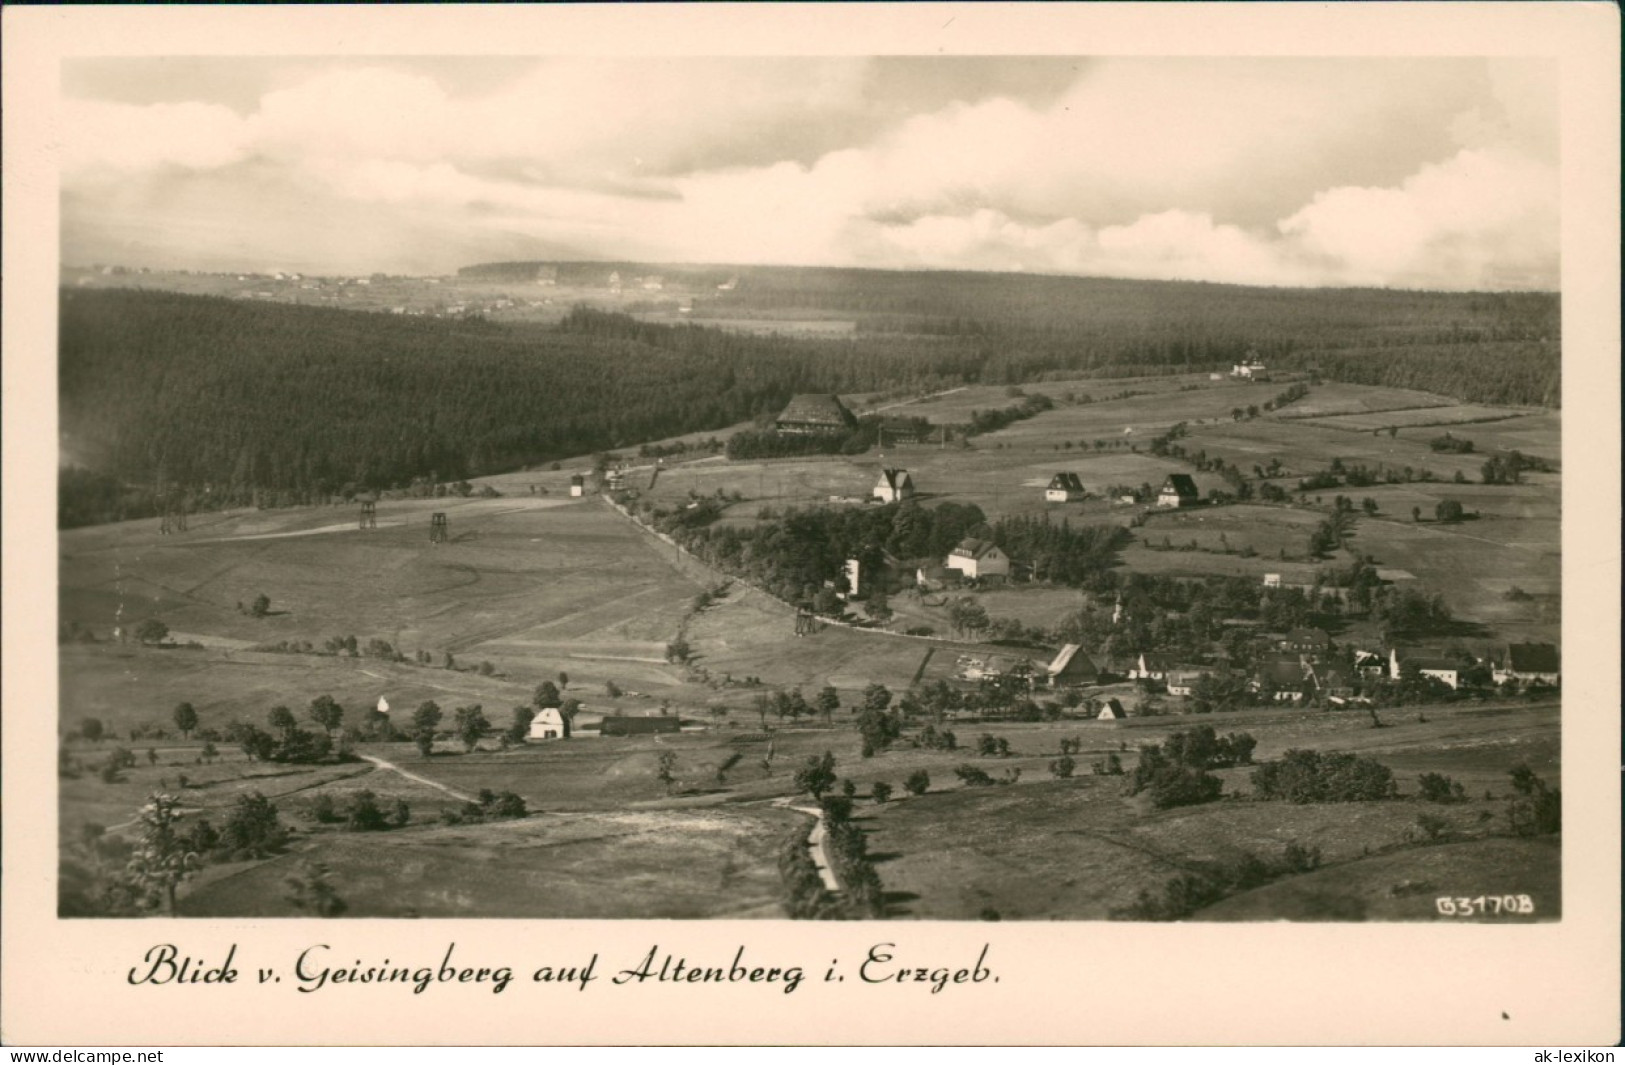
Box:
[59, 370, 1560, 921]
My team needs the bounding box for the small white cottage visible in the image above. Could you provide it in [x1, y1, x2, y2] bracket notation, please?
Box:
[528, 707, 568, 741]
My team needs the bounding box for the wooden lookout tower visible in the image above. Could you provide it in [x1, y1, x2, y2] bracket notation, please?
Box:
[360, 500, 377, 530]
[429, 512, 449, 544]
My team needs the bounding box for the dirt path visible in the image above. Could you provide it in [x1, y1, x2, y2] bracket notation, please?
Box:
[358, 753, 478, 803]
[862, 386, 968, 414]
[771, 797, 841, 891]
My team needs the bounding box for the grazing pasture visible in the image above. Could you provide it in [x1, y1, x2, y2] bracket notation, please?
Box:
[181, 805, 803, 918]
[57, 367, 1560, 921]
[1299, 404, 1542, 433]
[861, 701, 1559, 920]
[1271, 382, 1457, 418]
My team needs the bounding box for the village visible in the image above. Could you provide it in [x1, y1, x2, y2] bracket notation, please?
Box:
[57, 354, 1563, 923]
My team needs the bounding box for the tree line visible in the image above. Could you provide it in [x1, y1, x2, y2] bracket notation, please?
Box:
[61, 277, 1558, 527]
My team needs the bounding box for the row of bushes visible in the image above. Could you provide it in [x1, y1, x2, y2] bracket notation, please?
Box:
[1110, 841, 1325, 921]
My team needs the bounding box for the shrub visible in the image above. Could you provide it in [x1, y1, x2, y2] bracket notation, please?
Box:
[1049, 755, 1076, 779]
[1417, 772, 1466, 803]
[1138, 766, 1223, 809]
[1111, 874, 1228, 921]
[954, 764, 995, 787]
[309, 793, 339, 824]
[1281, 841, 1323, 873]
[903, 769, 930, 796]
[1506, 765, 1561, 837]
[1413, 812, 1450, 842]
[1251, 749, 1398, 803]
[346, 790, 389, 832]
[793, 752, 837, 800]
[1091, 753, 1125, 776]
[871, 781, 893, 804]
[219, 792, 287, 858]
[821, 795, 854, 824]
[482, 790, 528, 820]
[778, 825, 839, 919]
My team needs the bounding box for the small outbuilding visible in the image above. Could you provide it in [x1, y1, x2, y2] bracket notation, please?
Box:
[1157, 474, 1200, 509]
[1097, 698, 1127, 720]
[569, 474, 585, 498]
[528, 707, 569, 741]
[1045, 644, 1100, 687]
[874, 468, 915, 503]
[1045, 472, 1086, 503]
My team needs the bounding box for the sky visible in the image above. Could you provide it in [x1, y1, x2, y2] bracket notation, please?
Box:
[59, 56, 1559, 290]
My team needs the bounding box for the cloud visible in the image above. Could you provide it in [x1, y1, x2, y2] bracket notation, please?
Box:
[59, 57, 1560, 289]
[62, 99, 253, 175]
[1279, 148, 1559, 289]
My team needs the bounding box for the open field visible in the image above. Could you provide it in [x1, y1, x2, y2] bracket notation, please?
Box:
[1270, 382, 1458, 418]
[58, 368, 1560, 921]
[181, 805, 803, 918]
[1300, 405, 1541, 433]
[59, 495, 717, 726]
[858, 701, 1559, 920]
[1199, 837, 1560, 921]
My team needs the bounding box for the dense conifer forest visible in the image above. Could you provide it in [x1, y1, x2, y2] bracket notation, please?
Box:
[59, 268, 1560, 526]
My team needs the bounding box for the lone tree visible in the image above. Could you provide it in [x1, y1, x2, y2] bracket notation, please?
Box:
[454, 705, 490, 752]
[308, 695, 344, 735]
[126, 793, 200, 914]
[1435, 499, 1465, 523]
[533, 681, 561, 708]
[412, 701, 443, 758]
[559, 698, 581, 737]
[862, 683, 894, 713]
[508, 705, 536, 745]
[250, 594, 272, 618]
[268, 705, 298, 739]
[815, 685, 841, 724]
[79, 717, 105, 743]
[172, 702, 199, 740]
[793, 751, 838, 800]
[656, 751, 678, 793]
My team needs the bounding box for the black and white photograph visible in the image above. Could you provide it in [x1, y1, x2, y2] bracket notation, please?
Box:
[48, 47, 1572, 924]
[4, 2, 1619, 1048]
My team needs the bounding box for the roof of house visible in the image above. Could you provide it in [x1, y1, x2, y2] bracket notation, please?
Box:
[951, 537, 1003, 560]
[1048, 644, 1098, 676]
[917, 563, 959, 580]
[1139, 652, 1177, 671]
[777, 393, 858, 429]
[1166, 670, 1206, 687]
[1099, 698, 1127, 718]
[1506, 642, 1561, 673]
[1161, 473, 1199, 497]
[1048, 472, 1085, 492]
[877, 468, 913, 490]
